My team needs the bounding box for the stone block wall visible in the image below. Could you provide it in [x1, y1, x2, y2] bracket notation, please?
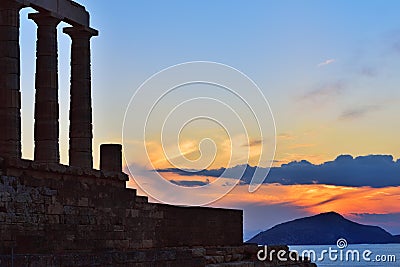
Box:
[0, 157, 243, 255]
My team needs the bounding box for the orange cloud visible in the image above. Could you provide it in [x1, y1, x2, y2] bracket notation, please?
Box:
[214, 184, 400, 217]
[141, 131, 270, 170]
[288, 143, 316, 149]
[126, 169, 400, 219]
[277, 133, 295, 140]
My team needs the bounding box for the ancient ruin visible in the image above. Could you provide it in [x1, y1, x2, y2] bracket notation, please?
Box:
[0, 1, 316, 266]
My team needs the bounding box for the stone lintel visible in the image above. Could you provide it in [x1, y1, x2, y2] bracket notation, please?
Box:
[15, 0, 90, 27]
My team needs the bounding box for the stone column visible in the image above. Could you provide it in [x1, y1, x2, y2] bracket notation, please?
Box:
[0, 0, 22, 159]
[29, 12, 61, 164]
[63, 26, 98, 169]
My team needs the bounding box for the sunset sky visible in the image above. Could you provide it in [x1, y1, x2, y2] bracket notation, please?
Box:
[18, 1, 400, 239]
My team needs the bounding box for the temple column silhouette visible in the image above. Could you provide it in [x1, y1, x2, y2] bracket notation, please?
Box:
[63, 26, 98, 169]
[0, 0, 23, 159]
[29, 12, 62, 164]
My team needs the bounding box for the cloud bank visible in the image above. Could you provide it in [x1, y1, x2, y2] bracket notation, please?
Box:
[158, 154, 400, 188]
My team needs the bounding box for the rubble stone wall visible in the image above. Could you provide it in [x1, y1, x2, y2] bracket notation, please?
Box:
[0, 158, 242, 255]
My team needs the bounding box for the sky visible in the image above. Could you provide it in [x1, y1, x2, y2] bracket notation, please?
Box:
[18, 1, 400, 240]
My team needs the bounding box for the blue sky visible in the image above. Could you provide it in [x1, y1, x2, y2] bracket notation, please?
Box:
[19, 0, 400, 164]
[18, 1, 400, 238]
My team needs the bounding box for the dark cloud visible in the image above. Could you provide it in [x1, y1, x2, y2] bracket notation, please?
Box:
[299, 81, 346, 104]
[158, 154, 400, 188]
[157, 167, 225, 178]
[393, 40, 400, 53]
[242, 139, 264, 147]
[339, 105, 381, 120]
[169, 180, 209, 187]
[306, 195, 350, 208]
[360, 67, 378, 77]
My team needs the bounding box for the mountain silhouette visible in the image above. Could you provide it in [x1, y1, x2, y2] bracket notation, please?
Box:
[248, 212, 400, 245]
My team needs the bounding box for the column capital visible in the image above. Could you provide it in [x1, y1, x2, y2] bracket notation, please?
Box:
[63, 26, 99, 39]
[28, 12, 62, 26]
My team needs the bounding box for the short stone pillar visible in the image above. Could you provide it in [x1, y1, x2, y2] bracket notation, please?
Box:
[0, 0, 23, 159]
[100, 144, 122, 173]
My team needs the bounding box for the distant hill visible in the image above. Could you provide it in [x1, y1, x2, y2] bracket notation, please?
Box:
[248, 212, 400, 245]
